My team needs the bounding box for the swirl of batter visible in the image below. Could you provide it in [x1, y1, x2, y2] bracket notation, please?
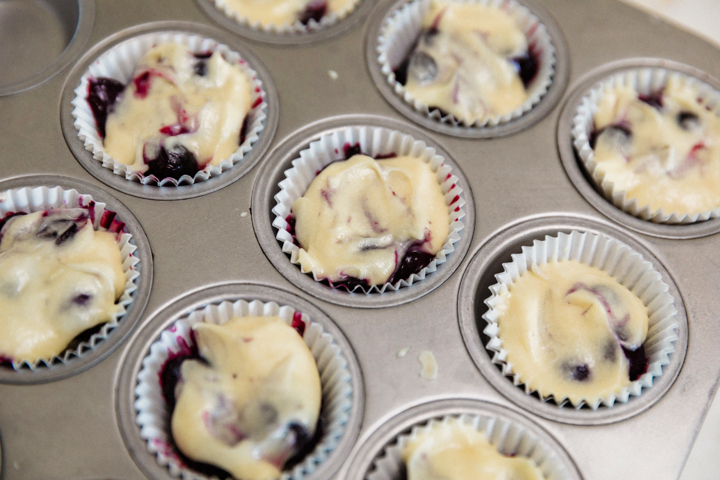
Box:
[402, 419, 544, 480]
[591, 77, 720, 216]
[171, 316, 321, 480]
[496, 260, 649, 406]
[291, 154, 449, 288]
[0, 209, 125, 363]
[397, 0, 537, 123]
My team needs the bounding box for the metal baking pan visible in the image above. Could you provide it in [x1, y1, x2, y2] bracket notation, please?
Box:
[1, 0, 719, 479]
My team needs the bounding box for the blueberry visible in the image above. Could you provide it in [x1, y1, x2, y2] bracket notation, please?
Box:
[409, 51, 438, 84]
[509, 51, 539, 88]
[299, 0, 327, 24]
[602, 338, 618, 363]
[590, 123, 632, 150]
[144, 144, 200, 180]
[622, 344, 648, 381]
[677, 111, 701, 131]
[287, 422, 311, 449]
[562, 362, 591, 382]
[87, 77, 125, 139]
[388, 243, 435, 285]
[193, 60, 207, 77]
[72, 293, 92, 306]
[343, 143, 363, 160]
[326, 276, 369, 292]
[36, 210, 88, 245]
[159, 356, 189, 408]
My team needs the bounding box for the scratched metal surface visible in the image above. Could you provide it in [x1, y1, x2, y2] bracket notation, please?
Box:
[0, 0, 719, 479]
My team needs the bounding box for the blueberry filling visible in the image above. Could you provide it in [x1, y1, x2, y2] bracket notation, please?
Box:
[87, 77, 125, 138]
[143, 144, 200, 180]
[239, 115, 250, 146]
[0, 212, 26, 242]
[388, 243, 436, 285]
[133, 71, 153, 99]
[623, 344, 648, 382]
[343, 143, 363, 159]
[299, 0, 327, 25]
[638, 90, 664, 110]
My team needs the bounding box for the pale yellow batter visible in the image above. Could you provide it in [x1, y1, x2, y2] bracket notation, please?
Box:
[218, 0, 355, 27]
[592, 78, 720, 215]
[403, 1, 529, 123]
[496, 260, 648, 405]
[104, 42, 251, 174]
[0, 210, 125, 363]
[172, 316, 321, 480]
[402, 419, 544, 480]
[292, 154, 449, 287]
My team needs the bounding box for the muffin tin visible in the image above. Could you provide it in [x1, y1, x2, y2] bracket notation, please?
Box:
[1, 0, 719, 479]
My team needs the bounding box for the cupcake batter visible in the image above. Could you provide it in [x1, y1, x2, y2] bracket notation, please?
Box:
[218, 0, 355, 27]
[400, 1, 531, 123]
[291, 154, 449, 287]
[496, 260, 648, 406]
[402, 420, 544, 480]
[0, 209, 125, 363]
[102, 42, 251, 178]
[171, 316, 321, 480]
[592, 78, 720, 216]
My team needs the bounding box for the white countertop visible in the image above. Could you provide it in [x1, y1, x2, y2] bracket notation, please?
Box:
[618, 1, 720, 478]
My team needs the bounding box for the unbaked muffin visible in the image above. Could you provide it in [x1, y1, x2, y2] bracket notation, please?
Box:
[0, 208, 125, 364]
[290, 151, 450, 290]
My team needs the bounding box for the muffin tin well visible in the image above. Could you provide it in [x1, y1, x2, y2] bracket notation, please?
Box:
[60, 21, 279, 200]
[339, 399, 582, 480]
[364, 0, 570, 138]
[195, 0, 376, 44]
[0, 0, 94, 96]
[251, 114, 475, 308]
[2, 0, 720, 479]
[457, 215, 688, 425]
[0, 175, 153, 385]
[115, 283, 364, 480]
[557, 58, 720, 239]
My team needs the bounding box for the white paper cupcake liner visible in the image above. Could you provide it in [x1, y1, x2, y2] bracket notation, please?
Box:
[377, 0, 556, 128]
[482, 230, 679, 410]
[213, 0, 362, 34]
[272, 125, 466, 294]
[366, 414, 571, 480]
[572, 67, 720, 224]
[134, 299, 354, 480]
[71, 32, 267, 187]
[0, 186, 140, 370]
